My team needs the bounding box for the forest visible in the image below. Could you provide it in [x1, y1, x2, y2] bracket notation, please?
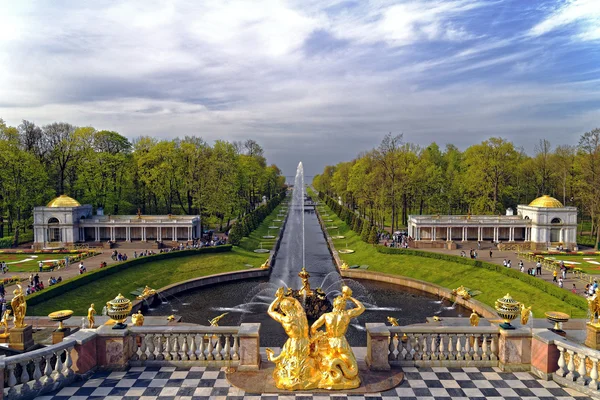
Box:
[0, 118, 286, 238]
[313, 130, 600, 248]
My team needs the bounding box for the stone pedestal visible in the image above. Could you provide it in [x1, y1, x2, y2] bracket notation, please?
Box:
[585, 323, 600, 350]
[498, 327, 532, 372]
[530, 330, 561, 380]
[9, 325, 34, 351]
[52, 327, 79, 344]
[237, 323, 261, 371]
[365, 323, 391, 371]
[96, 325, 134, 369]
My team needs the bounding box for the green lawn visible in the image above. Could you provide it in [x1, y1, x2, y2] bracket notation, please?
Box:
[238, 202, 287, 253]
[0, 253, 78, 272]
[310, 188, 587, 319]
[28, 247, 266, 316]
[542, 255, 600, 275]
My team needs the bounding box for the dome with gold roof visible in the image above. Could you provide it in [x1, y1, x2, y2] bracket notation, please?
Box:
[528, 195, 563, 208]
[47, 195, 81, 208]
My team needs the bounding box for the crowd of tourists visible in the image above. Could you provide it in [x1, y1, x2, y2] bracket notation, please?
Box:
[381, 231, 411, 248]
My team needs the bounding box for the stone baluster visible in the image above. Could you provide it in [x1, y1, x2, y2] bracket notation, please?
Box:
[456, 334, 463, 360]
[556, 346, 567, 376]
[147, 334, 156, 360]
[465, 335, 473, 360]
[181, 335, 189, 361]
[163, 335, 171, 360]
[422, 334, 429, 360]
[63, 347, 74, 378]
[414, 334, 423, 360]
[398, 335, 406, 360]
[590, 357, 599, 390]
[207, 335, 215, 360]
[7, 363, 17, 398]
[448, 334, 456, 360]
[388, 335, 396, 361]
[155, 334, 164, 360]
[491, 335, 498, 360]
[473, 335, 481, 361]
[172, 334, 180, 360]
[139, 335, 148, 360]
[232, 334, 239, 360]
[440, 334, 447, 360]
[133, 336, 142, 361]
[189, 335, 197, 361]
[577, 353, 587, 384]
[224, 335, 231, 360]
[20, 361, 31, 393]
[482, 334, 490, 360]
[53, 351, 64, 382]
[431, 333, 439, 360]
[566, 350, 577, 381]
[42, 356, 54, 385]
[198, 335, 207, 361]
[32, 358, 43, 391]
[215, 334, 223, 360]
[405, 334, 413, 360]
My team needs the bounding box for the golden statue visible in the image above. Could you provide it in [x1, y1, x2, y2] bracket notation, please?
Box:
[167, 315, 175, 322]
[132, 310, 145, 326]
[589, 294, 600, 324]
[340, 262, 349, 270]
[136, 208, 142, 219]
[452, 285, 471, 300]
[1, 310, 12, 335]
[311, 286, 365, 390]
[298, 267, 313, 296]
[11, 284, 27, 328]
[387, 316, 399, 326]
[87, 304, 96, 329]
[136, 285, 157, 300]
[469, 310, 480, 326]
[520, 304, 532, 325]
[265, 287, 320, 390]
[208, 312, 228, 326]
[260, 259, 270, 269]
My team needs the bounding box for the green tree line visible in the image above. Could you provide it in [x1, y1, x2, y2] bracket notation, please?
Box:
[313, 131, 600, 248]
[0, 118, 286, 239]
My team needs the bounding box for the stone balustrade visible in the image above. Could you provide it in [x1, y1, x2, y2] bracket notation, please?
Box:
[366, 323, 500, 369]
[129, 326, 242, 366]
[2, 337, 78, 399]
[554, 335, 600, 396]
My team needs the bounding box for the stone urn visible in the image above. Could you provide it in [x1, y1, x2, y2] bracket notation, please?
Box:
[495, 293, 521, 330]
[48, 310, 73, 331]
[106, 293, 132, 329]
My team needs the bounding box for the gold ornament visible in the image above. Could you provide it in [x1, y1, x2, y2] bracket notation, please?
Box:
[87, 304, 96, 329]
[132, 310, 145, 326]
[469, 310, 480, 327]
[136, 286, 157, 300]
[495, 293, 521, 329]
[520, 304, 532, 325]
[106, 293, 132, 329]
[0, 310, 12, 335]
[208, 312, 228, 326]
[10, 284, 27, 328]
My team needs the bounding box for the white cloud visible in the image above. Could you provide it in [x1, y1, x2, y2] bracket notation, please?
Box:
[529, 0, 600, 40]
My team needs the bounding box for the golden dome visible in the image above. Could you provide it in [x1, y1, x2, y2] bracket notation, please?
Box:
[528, 195, 563, 208]
[47, 195, 81, 208]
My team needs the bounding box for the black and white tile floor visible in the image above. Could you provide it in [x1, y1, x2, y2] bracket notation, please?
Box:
[38, 365, 591, 400]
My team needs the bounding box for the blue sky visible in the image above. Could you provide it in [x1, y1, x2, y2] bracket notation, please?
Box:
[0, 0, 599, 178]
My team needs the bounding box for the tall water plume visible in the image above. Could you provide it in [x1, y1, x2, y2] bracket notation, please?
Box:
[279, 162, 305, 285]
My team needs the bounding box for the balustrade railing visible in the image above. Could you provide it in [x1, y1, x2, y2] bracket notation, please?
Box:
[3, 337, 77, 399]
[129, 326, 241, 366]
[387, 326, 500, 367]
[555, 339, 600, 393]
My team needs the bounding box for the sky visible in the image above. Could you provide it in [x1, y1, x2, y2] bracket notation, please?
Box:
[1, 0, 599, 180]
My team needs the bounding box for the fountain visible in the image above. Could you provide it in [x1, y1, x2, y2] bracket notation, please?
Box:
[254, 242, 270, 253]
[262, 230, 275, 239]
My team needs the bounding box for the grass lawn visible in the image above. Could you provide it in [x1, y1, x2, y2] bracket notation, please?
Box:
[310, 188, 587, 319]
[0, 253, 77, 272]
[28, 247, 266, 316]
[238, 202, 287, 253]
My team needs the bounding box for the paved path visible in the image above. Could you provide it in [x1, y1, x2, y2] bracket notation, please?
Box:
[38, 365, 590, 400]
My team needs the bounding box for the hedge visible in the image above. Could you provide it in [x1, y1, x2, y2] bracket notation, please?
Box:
[228, 191, 286, 245]
[25, 245, 232, 307]
[376, 246, 588, 311]
[0, 232, 34, 248]
[318, 191, 375, 244]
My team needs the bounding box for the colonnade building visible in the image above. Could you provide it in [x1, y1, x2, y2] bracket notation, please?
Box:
[407, 195, 577, 250]
[33, 195, 200, 249]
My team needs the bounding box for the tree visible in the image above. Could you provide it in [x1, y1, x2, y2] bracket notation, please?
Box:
[578, 129, 600, 248]
[373, 133, 403, 231]
[43, 122, 81, 195]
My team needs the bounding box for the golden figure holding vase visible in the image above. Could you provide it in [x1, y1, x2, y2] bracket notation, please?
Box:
[11, 284, 27, 328]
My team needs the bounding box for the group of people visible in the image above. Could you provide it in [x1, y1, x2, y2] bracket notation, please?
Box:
[0, 261, 9, 274]
[47, 276, 63, 286]
[26, 273, 45, 294]
[382, 232, 412, 248]
[111, 250, 129, 262]
[79, 262, 87, 274]
[461, 249, 479, 259]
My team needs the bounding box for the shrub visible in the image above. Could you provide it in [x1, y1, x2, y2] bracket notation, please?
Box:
[26, 245, 233, 307]
[376, 246, 587, 311]
[361, 223, 371, 242]
[368, 226, 378, 244]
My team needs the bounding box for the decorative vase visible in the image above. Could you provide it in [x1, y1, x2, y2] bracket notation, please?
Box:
[495, 293, 521, 330]
[48, 310, 73, 331]
[545, 311, 569, 332]
[106, 293, 132, 329]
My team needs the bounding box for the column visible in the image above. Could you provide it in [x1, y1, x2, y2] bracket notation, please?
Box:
[448, 227, 452, 241]
[432, 227, 436, 241]
[494, 227, 498, 242]
[188, 226, 191, 241]
[462, 226, 466, 241]
[478, 227, 482, 241]
[174, 226, 178, 242]
[157, 227, 162, 242]
[110, 227, 115, 241]
[95, 227, 99, 242]
[142, 227, 146, 242]
[126, 227, 131, 242]
[509, 227, 514, 242]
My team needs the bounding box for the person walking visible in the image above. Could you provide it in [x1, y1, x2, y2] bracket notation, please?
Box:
[553, 269, 558, 282]
[558, 277, 564, 288]
[489, 250, 493, 258]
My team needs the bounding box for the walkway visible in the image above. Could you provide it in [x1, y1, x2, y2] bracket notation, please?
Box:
[39, 365, 590, 399]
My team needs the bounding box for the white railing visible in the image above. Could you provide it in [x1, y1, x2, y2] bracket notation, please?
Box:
[3, 338, 77, 399]
[129, 326, 241, 366]
[555, 338, 600, 393]
[387, 326, 500, 367]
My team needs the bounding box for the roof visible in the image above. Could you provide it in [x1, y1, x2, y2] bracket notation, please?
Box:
[528, 195, 564, 208]
[47, 195, 81, 208]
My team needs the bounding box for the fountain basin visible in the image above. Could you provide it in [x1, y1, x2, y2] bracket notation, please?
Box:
[268, 226, 279, 229]
[332, 235, 346, 239]
[339, 249, 355, 254]
[273, 219, 282, 222]
[327, 226, 338, 229]
[254, 249, 270, 253]
[262, 235, 275, 239]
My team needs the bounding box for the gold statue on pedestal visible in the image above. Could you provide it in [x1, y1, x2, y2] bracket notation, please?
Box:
[298, 267, 313, 296]
[266, 284, 365, 391]
[136, 286, 157, 300]
[87, 304, 96, 329]
[11, 284, 27, 328]
[260, 259, 270, 269]
[340, 262, 349, 270]
[209, 313, 228, 327]
[1, 310, 12, 336]
[132, 310, 145, 326]
[470, 310, 480, 326]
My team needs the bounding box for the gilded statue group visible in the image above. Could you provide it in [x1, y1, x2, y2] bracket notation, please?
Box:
[266, 285, 365, 391]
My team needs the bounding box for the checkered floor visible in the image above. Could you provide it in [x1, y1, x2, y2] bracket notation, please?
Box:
[37, 365, 591, 400]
